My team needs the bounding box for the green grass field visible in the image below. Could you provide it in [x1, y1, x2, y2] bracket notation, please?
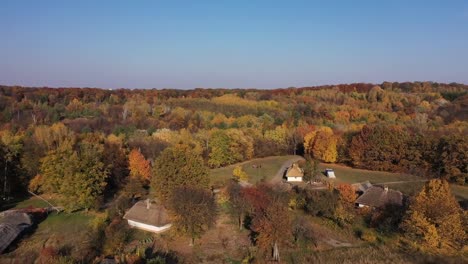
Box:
[319, 163, 468, 200]
[209, 156, 468, 200]
[13, 197, 57, 209]
[319, 163, 421, 184]
[1, 197, 97, 263]
[209, 155, 298, 186]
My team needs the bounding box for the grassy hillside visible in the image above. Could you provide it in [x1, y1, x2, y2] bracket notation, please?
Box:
[209, 155, 298, 186]
[319, 163, 468, 200]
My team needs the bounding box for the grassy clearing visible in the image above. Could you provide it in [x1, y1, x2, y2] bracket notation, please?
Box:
[1, 197, 97, 263]
[13, 197, 56, 209]
[383, 181, 426, 196]
[209, 155, 297, 186]
[319, 163, 420, 184]
[449, 185, 468, 201]
[319, 163, 468, 200]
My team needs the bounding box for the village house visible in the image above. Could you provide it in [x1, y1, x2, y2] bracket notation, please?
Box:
[285, 163, 303, 182]
[123, 200, 172, 233]
[355, 185, 403, 208]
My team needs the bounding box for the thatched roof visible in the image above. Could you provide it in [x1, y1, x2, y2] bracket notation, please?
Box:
[0, 211, 33, 253]
[352, 181, 373, 193]
[123, 201, 170, 227]
[286, 163, 303, 177]
[355, 186, 403, 208]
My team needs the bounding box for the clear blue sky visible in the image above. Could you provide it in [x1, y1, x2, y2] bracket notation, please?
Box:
[1, 0, 467, 89]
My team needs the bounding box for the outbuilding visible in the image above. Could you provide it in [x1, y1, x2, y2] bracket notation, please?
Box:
[325, 169, 336, 178]
[123, 200, 172, 233]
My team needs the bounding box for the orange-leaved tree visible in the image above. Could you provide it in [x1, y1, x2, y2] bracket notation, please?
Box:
[128, 149, 151, 183]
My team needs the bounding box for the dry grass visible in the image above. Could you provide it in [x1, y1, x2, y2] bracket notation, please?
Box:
[209, 155, 298, 186]
[319, 163, 468, 200]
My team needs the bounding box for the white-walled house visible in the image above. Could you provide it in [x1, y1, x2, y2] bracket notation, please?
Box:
[285, 163, 303, 182]
[123, 200, 172, 233]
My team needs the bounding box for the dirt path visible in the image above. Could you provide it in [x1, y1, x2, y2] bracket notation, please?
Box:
[323, 238, 352, 248]
[269, 155, 304, 184]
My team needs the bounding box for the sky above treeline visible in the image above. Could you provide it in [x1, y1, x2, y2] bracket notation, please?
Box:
[1, 0, 467, 89]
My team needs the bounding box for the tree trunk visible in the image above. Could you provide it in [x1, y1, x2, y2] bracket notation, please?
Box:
[239, 213, 243, 230]
[190, 236, 195, 246]
[273, 241, 280, 262]
[3, 161, 7, 198]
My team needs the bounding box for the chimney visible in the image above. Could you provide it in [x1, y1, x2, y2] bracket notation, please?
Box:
[146, 199, 151, 209]
[384, 186, 388, 192]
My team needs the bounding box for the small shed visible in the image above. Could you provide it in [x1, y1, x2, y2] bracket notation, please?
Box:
[123, 200, 172, 233]
[325, 169, 336, 178]
[285, 163, 303, 182]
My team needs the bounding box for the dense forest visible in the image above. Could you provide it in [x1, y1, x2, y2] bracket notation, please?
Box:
[0, 82, 466, 199]
[0, 82, 467, 263]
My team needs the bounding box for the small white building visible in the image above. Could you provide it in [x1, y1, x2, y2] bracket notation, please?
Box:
[286, 163, 303, 182]
[325, 169, 336, 178]
[123, 200, 172, 233]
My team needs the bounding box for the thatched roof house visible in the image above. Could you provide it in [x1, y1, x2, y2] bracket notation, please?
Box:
[351, 181, 373, 194]
[355, 185, 403, 208]
[0, 211, 33, 253]
[123, 200, 172, 233]
[285, 163, 303, 182]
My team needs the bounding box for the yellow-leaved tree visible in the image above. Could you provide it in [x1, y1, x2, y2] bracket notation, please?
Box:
[232, 166, 249, 182]
[304, 127, 337, 163]
[400, 179, 466, 254]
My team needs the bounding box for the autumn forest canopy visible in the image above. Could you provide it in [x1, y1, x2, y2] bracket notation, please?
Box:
[0, 82, 467, 197]
[0, 81, 467, 263]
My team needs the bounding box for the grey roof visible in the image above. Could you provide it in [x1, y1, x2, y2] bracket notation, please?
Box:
[355, 186, 403, 208]
[352, 181, 373, 193]
[0, 211, 33, 253]
[123, 201, 170, 227]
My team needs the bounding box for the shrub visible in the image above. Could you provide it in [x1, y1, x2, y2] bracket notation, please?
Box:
[360, 229, 377, 243]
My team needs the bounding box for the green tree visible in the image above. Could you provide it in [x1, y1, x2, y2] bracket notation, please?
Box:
[0, 130, 23, 197]
[39, 134, 108, 211]
[63, 136, 108, 210]
[169, 186, 217, 245]
[208, 130, 233, 168]
[152, 144, 209, 201]
[312, 159, 320, 182]
[302, 155, 313, 183]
